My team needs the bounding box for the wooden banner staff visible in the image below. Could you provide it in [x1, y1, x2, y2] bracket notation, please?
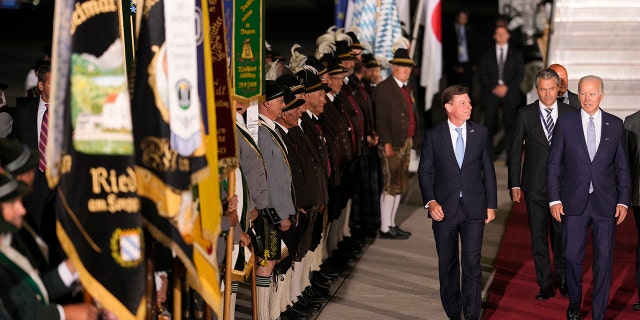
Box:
[223, 168, 235, 320]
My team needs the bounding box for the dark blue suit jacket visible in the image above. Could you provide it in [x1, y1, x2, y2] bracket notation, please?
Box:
[418, 120, 497, 219]
[547, 109, 631, 215]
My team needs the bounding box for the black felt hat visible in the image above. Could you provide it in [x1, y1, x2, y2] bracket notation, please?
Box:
[335, 41, 356, 61]
[389, 48, 415, 67]
[346, 32, 366, 51]
[265, 80, 285, 101]
[296, 69, 330, 93]
[321, 54, 347, 75]
[0, 138, 39, 175]
[305, 56, 327, 75]
[276, 74, 305, 95]
[0, 170, 28, 204]
[282, 86, 306, 112]
[362, 53, 379, 68]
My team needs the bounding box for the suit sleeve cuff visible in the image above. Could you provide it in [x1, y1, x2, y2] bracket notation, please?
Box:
[57, 305, 65, 320]
[549, 200, 561, 207]
[618, 203, 628, 209]
[58, 262, 78, 287]
[425, 200, 435, 209]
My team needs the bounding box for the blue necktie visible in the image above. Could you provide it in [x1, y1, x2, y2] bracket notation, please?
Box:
[587, 116, 596, 192]
[455, 128, 464, 168]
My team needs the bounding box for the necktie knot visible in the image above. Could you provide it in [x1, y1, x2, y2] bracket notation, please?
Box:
[545, 108, 552, 115]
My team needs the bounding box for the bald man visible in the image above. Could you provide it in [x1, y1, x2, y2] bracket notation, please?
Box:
[548, 64, 580, 109]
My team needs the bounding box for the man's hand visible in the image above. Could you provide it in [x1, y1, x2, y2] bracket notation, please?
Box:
[239, 232, 250, 247]
[615, 204, 628, 225]
[62, 303, 99, 320]
[279, 218, 291, 231]
[492, 84, 508, 98]
[485, 208, 496, 224]
[550, 203, 563, 222]
[384, 143, 394, 158]
[428, 201, 444, 221]
[510, 189, 521, 203]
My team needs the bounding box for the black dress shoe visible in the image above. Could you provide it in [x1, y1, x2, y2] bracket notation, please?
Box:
[392, 226, 412, 236]
[633, 301, 640, 311]
[536, 285, 555, 300]
[294, 296, 322, 311]
[379, 228, 409, 239]
[558, 278, 569, 298]
[566, 306, 580, 320]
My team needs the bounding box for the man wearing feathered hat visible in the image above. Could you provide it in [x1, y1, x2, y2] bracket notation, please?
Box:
[374, 48, 419, 240]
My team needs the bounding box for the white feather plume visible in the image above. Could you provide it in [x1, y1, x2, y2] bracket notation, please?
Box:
[265, 60, 279, 81]
[392, 36, 411, 52]
[335, 28, 352, 45]
[288, 44, 307, 74]
[314, 41, 335, 59]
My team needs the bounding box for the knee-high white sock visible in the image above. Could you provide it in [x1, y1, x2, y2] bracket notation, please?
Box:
[342, 198, 352, 237]
[276, 270, 292, 314]
[390, 194, 402, 228]
[379, 192, 394, 232]
[256, 276, 271, 320]
[301, 256, 312, 292]
[269, 275, 283, 320]
[229, 289, 237, 320]
[290, 261, 303, 300]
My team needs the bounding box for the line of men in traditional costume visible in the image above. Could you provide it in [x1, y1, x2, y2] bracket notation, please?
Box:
[226, 27, 413, 319]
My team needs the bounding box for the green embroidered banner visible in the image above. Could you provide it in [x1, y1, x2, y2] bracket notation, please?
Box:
[232, 0, 263, 102]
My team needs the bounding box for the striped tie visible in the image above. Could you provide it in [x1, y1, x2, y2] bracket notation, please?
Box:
[38, 103, 49, 172]
[545, 108, 554, 145]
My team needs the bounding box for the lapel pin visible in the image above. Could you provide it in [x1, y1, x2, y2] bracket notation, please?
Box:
[606, 122, 610, 126]
[470, 130, 475, 133]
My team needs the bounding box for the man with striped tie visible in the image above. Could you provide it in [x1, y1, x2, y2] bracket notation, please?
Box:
[9, 63, 64, 267]
[507, 68, 574, 300]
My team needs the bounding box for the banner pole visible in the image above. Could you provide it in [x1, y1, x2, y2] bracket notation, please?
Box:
[223, 169, 236, 320]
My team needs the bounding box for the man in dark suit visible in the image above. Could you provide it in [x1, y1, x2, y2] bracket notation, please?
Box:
[549, 64, 581, 109]
[443, 9, 479, 92]
[623, 110, 640, 311]
[547, 75, 631, 320]
[508, 68, 574, 300]
[478, 25, 524, 155]
[418, 85, 497, 320]
[8, 63, 63, 266]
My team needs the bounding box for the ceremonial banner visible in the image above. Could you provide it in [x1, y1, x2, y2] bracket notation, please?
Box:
[208, 0, 236, 164]
[50, 0, 145, 319]
[131, 0, 211, 312]
[419, 0, 442, 110]
[232, 0, 263, 103]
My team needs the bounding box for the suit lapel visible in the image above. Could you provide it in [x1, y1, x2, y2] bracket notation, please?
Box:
[440, 122, 458, 165]
[529, 103, 549, 144]
[464, 122, 478, 166]
[574, 112, 592, 161]
[595, 113, 612, 160]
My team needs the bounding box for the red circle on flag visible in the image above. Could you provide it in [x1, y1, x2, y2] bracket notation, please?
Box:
[431, 1, 442, 43]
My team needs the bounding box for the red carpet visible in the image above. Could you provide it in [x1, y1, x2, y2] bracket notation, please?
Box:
[483, 201, 639, 319]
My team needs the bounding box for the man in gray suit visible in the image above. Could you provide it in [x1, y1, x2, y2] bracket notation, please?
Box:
[624, 110, 640, 311]
[256, 80, 295, 319]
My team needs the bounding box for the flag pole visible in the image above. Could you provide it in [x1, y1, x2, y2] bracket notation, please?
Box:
[410, 0, 425, 59]
[223, 167, 236, 320]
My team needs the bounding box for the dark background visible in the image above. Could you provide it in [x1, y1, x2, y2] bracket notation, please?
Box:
[0, 0, 500, 104]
